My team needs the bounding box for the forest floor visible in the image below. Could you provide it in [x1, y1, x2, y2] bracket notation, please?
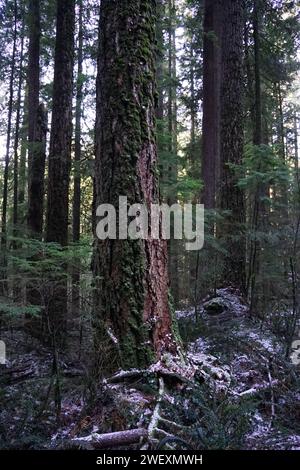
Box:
[0, 287, 300, 450]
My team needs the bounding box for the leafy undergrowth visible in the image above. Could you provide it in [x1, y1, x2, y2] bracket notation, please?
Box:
[0, 288, 299, 450]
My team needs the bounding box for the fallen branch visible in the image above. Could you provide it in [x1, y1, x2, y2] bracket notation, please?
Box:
[159, 416, 189, 433]
[148, 377, 165, 441]
[107, 368, 192, 386]
[266, 357, 276, 429]
[107, 369, 149, 384]
[71, 428, 148, 450]
[0, 365, 36, 385]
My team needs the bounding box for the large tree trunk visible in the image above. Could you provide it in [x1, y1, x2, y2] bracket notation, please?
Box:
[219, 0, 246, 292]
[201, 0, 222, 210]
[93, 0, 178, 374]
[45, 0, 75, 345]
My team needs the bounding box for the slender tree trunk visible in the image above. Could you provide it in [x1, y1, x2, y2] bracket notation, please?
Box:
[248, 0, 264, 313]
[294, 114, 299, 191]
[73, 0, 83, 245]
[29, 104, 48, 233]
[27, 0, 48, 236]
[26, 0, 47, 337]
[18, 88, 28, 211]
[26, 103, 48, 337]
[253, 0, 262, 148]
[277, 83, 289, 221]
[190, 44, 196, 170]
[167, 0, 179, 307]
[72, 0, 84, 315]
[13, 21, 25, 237]
[244, 19, 255, 134]
[201, 0, 222, 209]
[156, 0, 164, 123]
[0, 0, 18, 296]
[93, 0, 178, 374]
[46, 0, 75, 245]
[219, 0, 246, 292]
[46, 0, 75, 346]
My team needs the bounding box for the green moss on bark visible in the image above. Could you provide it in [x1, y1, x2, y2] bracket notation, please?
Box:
[93, 0, 178, 375]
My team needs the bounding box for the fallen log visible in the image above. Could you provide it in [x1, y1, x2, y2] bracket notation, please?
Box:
[71, 428, 148, 450]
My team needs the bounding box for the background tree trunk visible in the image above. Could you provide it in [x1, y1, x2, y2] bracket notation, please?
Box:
[27, 0, 46, 236]
[45, 0, 75, 346]
[201, 0, 222, 210]
[219, 0, 246, 292]
[13, 20, 25, 237]
[167, 0, 179, 308]
[0, 0, 18, 296]
[248, 0, 265, 313]
[72, 0, 83, 318]
[46, 0, 75, 246]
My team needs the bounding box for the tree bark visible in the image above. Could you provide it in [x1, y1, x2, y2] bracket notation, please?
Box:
[93, 0, 178, 374]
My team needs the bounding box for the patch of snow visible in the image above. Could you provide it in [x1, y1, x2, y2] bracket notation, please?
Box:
[175, 308, 197, 320]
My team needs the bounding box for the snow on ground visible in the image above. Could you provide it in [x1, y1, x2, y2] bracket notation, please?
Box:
[1, 287, 299, 450]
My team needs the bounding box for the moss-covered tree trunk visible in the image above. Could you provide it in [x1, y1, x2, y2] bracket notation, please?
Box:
[93, 0, 178, 373]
